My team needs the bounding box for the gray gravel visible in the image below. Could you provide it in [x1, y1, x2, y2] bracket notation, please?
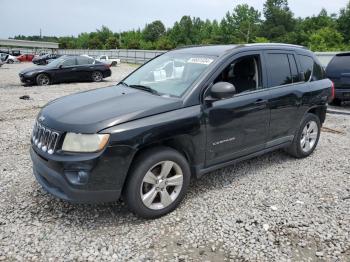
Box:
[0, 63, 350, 261]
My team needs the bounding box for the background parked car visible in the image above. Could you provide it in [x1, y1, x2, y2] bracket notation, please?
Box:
[17, 54, 35, 62]
[95, 55, 120, 66]
[0, 49, 21, 56]
[0, 53, 19, 64]
[32, 54, 61, 65]
[326, 52, 350, 106]
[19, 55, 112, 85]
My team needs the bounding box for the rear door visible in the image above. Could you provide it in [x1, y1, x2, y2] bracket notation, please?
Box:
[263, 50, 305, 146]
[76, 56, 95, 80]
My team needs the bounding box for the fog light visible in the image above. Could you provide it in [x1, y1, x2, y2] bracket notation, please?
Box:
[65, 170, 90, 185]
[78, 171, 89, 183]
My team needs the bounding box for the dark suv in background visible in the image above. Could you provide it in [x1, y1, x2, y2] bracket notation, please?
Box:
[30, 44, 333, 218]
[326, 53, 350, 106]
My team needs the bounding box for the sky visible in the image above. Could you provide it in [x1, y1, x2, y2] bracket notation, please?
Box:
[0, 0, 349, 38]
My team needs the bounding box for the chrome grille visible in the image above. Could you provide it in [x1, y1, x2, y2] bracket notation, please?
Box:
[32, 121, 60, 154]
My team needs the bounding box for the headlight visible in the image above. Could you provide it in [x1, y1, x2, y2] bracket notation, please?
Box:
[62, 133, 110, 153]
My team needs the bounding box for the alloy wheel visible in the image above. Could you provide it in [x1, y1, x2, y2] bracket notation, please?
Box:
[140, 161, 184, 210]
[300, 120, 318, 153]
[37, 75, 50, 86]
[92, 71, 103, 82]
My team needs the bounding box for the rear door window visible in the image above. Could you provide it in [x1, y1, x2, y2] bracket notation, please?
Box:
[299, 55, 313, 81]
[266, 53, 293, 87]
[62, 58, 76, 67]
[288, 54, 300, 83]
[77, 56, 94, 65]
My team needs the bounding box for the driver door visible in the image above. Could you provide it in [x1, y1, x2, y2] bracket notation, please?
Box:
[203, 51, 270, 167]
[55, 57, 78, 82]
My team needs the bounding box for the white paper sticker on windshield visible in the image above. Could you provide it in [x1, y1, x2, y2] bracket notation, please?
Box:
[188, 57, 214, 65]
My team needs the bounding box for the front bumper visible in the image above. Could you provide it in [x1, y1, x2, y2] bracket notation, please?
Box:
[30, 147, 125, 203]
[335, 89, 350, 101]
[19, 74, 36, 85]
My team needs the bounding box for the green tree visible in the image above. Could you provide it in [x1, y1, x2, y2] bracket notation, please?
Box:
[143, 20, 166, 42]
[121, 30, 142, 49]
[221, 4, 261, 43]
[308, 27, 344, 51]
[105, 36, 119, 49]
[155, 36, 174, 50]
[96, 26, 114, 44]
[338, 1, 350, 42]
[169, 16, 194, 46]
[261, 0, 296, 42]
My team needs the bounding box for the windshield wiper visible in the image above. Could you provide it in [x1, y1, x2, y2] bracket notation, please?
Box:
[128, 84, 160, 95]
[119, 81, 129, 87]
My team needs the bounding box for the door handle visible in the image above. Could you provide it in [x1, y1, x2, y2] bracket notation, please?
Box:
[254, 99, 268, 105]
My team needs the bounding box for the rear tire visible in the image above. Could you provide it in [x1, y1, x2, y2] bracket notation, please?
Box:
[91, 71, 103, 82]
[36, 74, 50, 86]
[124, 147, 191, 219]
[285, 113, 321, 158]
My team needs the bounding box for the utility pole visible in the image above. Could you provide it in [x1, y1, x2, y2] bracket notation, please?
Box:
[40, 28, 42, 39]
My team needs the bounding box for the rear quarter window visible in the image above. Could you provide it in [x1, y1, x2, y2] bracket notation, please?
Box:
[299, 55, 326, 81]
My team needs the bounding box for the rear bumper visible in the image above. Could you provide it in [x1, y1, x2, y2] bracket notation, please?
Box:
[335, 89, 350, 101]
[30, 147, 122, 203]
[103, 69, 112, 78]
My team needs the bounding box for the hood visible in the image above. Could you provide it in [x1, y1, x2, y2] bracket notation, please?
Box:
[38, 86, 183, 133]
[20, 66, 49, 75]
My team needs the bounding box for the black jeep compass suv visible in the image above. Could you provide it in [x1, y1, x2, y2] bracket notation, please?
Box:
[30, 44, 333, 218]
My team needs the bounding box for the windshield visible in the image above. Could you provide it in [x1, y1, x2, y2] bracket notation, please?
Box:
[122, 53, 216, 97]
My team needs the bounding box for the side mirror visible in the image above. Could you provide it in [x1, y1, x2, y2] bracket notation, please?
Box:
[58, 64, 63, 69]
[210, 82, 236, 100]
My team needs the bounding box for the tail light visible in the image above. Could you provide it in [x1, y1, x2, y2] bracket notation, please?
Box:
[104, 64, 111, 69]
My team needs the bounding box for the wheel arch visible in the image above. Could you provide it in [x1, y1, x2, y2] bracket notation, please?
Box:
[35, 72, 51, 85]
[306, 105, 327, 124]
[124, 136, 196, 184]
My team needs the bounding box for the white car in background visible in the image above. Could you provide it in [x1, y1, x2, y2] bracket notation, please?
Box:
[0, 53, 19, 64]
[95, 55, 120, 66]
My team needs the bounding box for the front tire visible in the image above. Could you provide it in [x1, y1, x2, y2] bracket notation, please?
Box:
[7, 59, 14, 64]
[285, 113, 321, 158]
[124, 147, 191, 219]
[91, 71, 103, 82]
[36, 74, 50, 86]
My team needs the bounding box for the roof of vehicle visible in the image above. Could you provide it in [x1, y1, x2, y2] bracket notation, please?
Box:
[172, 43, 308, 56]
[335, 52, 350, 56]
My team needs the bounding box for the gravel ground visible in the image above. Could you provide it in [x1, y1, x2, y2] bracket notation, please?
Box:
[0, 63, 349, 261]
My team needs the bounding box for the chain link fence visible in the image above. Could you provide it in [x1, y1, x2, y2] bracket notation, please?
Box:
[57, 49, 166, 64]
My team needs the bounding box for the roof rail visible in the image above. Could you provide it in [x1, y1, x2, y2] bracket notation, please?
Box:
[174, 44, 237, 50]
[243, 43, 307, 49]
